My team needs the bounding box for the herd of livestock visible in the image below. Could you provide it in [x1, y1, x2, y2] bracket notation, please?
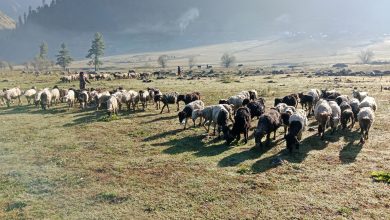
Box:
[1, 83, 377, 153]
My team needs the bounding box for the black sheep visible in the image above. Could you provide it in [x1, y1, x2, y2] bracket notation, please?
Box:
[255, 109, 282, 148]
[284, 121, 303, 153]
[176, 92, 201, 111]
[224, 107, 251, 144]
[244, 99, 265, 119]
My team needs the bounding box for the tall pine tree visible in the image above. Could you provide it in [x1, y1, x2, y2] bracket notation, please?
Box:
[56, 43, 73, 70]
[86, 32, 105, 71]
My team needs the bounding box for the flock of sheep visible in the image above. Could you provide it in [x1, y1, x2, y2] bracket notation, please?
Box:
[1, 83, 377, 153]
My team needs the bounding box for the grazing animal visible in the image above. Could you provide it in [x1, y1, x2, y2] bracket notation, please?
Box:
[59, 89, 68, 103]
[160, 92, 179, 114]
[34, 89, 46, 108]
[274, 98, 283, 107]
[153, 90, 163, 110]
[349, 98, 360, 120]
[64, 89, 76, 109]
[107, 95, 119, 116]
[178, 100, 205, 130]
[192, 105, 227, 135]
[284, 109, 308, 153]
[224, 107, 251, 144]
[0, 90, 4, 106]
[321, 89, 341, 100]
[4, 87, 22, 107]
[51, 86, 60, 105]
[335, 95, 349, 106]
[329, 101, 341, 133]
[217, 107, 231, 139]
[340, 101, 355, 129]
[282, 95, 298, 107]
[357, 107, 375, 144]
[24, 88, 37, 105]
[227, 95, 246, 111]
[359, 96, 377, 112]
[138, 90, 149, 111]
[218, 99, 228, 104]
[308, 89, 320, 107]
[176, 92, 201, 111]
[298, 93, 314, 115]
[352, 90, 368, 102]
[314, 99, 332, 140]
[75, 90, 89, 110]
[244, 99, 265, 119]
[248, 90, 258, 100]
[40, 89, 52, 110]
[254, 109, 282, 148]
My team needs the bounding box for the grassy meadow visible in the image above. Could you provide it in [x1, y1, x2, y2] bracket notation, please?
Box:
[0, 69, 389, 219]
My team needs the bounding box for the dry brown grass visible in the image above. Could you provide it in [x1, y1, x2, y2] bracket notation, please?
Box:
[0, 69, 389, 219]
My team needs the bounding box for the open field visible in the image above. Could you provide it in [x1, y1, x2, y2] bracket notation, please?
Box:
[0, 70, 389, 219]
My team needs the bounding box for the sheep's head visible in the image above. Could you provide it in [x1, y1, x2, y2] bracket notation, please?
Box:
[178, 111, 187, 124]
[284, 133, 299, 153]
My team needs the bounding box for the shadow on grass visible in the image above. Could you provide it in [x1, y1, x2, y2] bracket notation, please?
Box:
[143, 128, 183, 142]
[339, 129, 363, 164]
[218, 144, 274, 168]
[145, 114, 177, 123]
[159, 135, 230, 157]
[0, 105, 69, 115]
[63, 110, 106, 127]
[251, 133, 330, 173]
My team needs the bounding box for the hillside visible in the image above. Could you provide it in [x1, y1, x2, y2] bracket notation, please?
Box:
[2, 0, 390, 63]
[0, 11, 15, 30]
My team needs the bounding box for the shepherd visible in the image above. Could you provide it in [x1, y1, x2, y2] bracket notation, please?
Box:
[79, 72, 91, 90]
[177, 66, 182, 77]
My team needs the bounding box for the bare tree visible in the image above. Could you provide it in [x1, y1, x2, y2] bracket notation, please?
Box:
[221, 53, 236, 68]
[188, 56, 196, 69]
[157, 55, 169, 68]
[358, 49, 374, 64]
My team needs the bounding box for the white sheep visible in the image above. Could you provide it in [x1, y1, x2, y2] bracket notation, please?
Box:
[95, 91, 111, 110]
[64, 90, 75, 109]
[348, 98, 361, 121]
[352, 90, 368, 102]
[359, 96, 377, 112]
[275, 103, 296, 114]
[0, 90, 4, 106]
[4, 87, 22, 107]
[357, 107, 375, 144]
[193, 105, 228, 135]
[179, 100, 205, 129]
[308, 89, 320, 106]
[138, 90, 149, 110]
[314, 99, 332, 139]
[329, 101, 341, 133]
[51, 87, 60, 105]
[24, 88, 37, 105]
[107, 95, 119, 116]
[128, 90, 139, 111]
[227, 95, 246, 111]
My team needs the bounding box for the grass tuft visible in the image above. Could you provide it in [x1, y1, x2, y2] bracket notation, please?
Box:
[371, 171, 390, 183]
[98, 114, 121, 122]
[5, 201, 27, 212]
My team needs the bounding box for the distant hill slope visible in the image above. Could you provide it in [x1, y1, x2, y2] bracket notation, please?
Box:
[2, 0, 390, 63]
[0, 11, 16, 30]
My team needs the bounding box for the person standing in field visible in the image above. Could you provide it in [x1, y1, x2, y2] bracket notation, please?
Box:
[79, 72, 90, 90]
[177, 66, 182, 77]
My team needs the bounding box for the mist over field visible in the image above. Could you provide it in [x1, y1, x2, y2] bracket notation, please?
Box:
[1, 0, 390, 62]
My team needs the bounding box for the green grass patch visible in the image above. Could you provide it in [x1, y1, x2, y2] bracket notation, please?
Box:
[371, 171, 390, 183]
[5, 201, 27, 212]
[98, 114, 121, 122]
[95, 192, 128, 204]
